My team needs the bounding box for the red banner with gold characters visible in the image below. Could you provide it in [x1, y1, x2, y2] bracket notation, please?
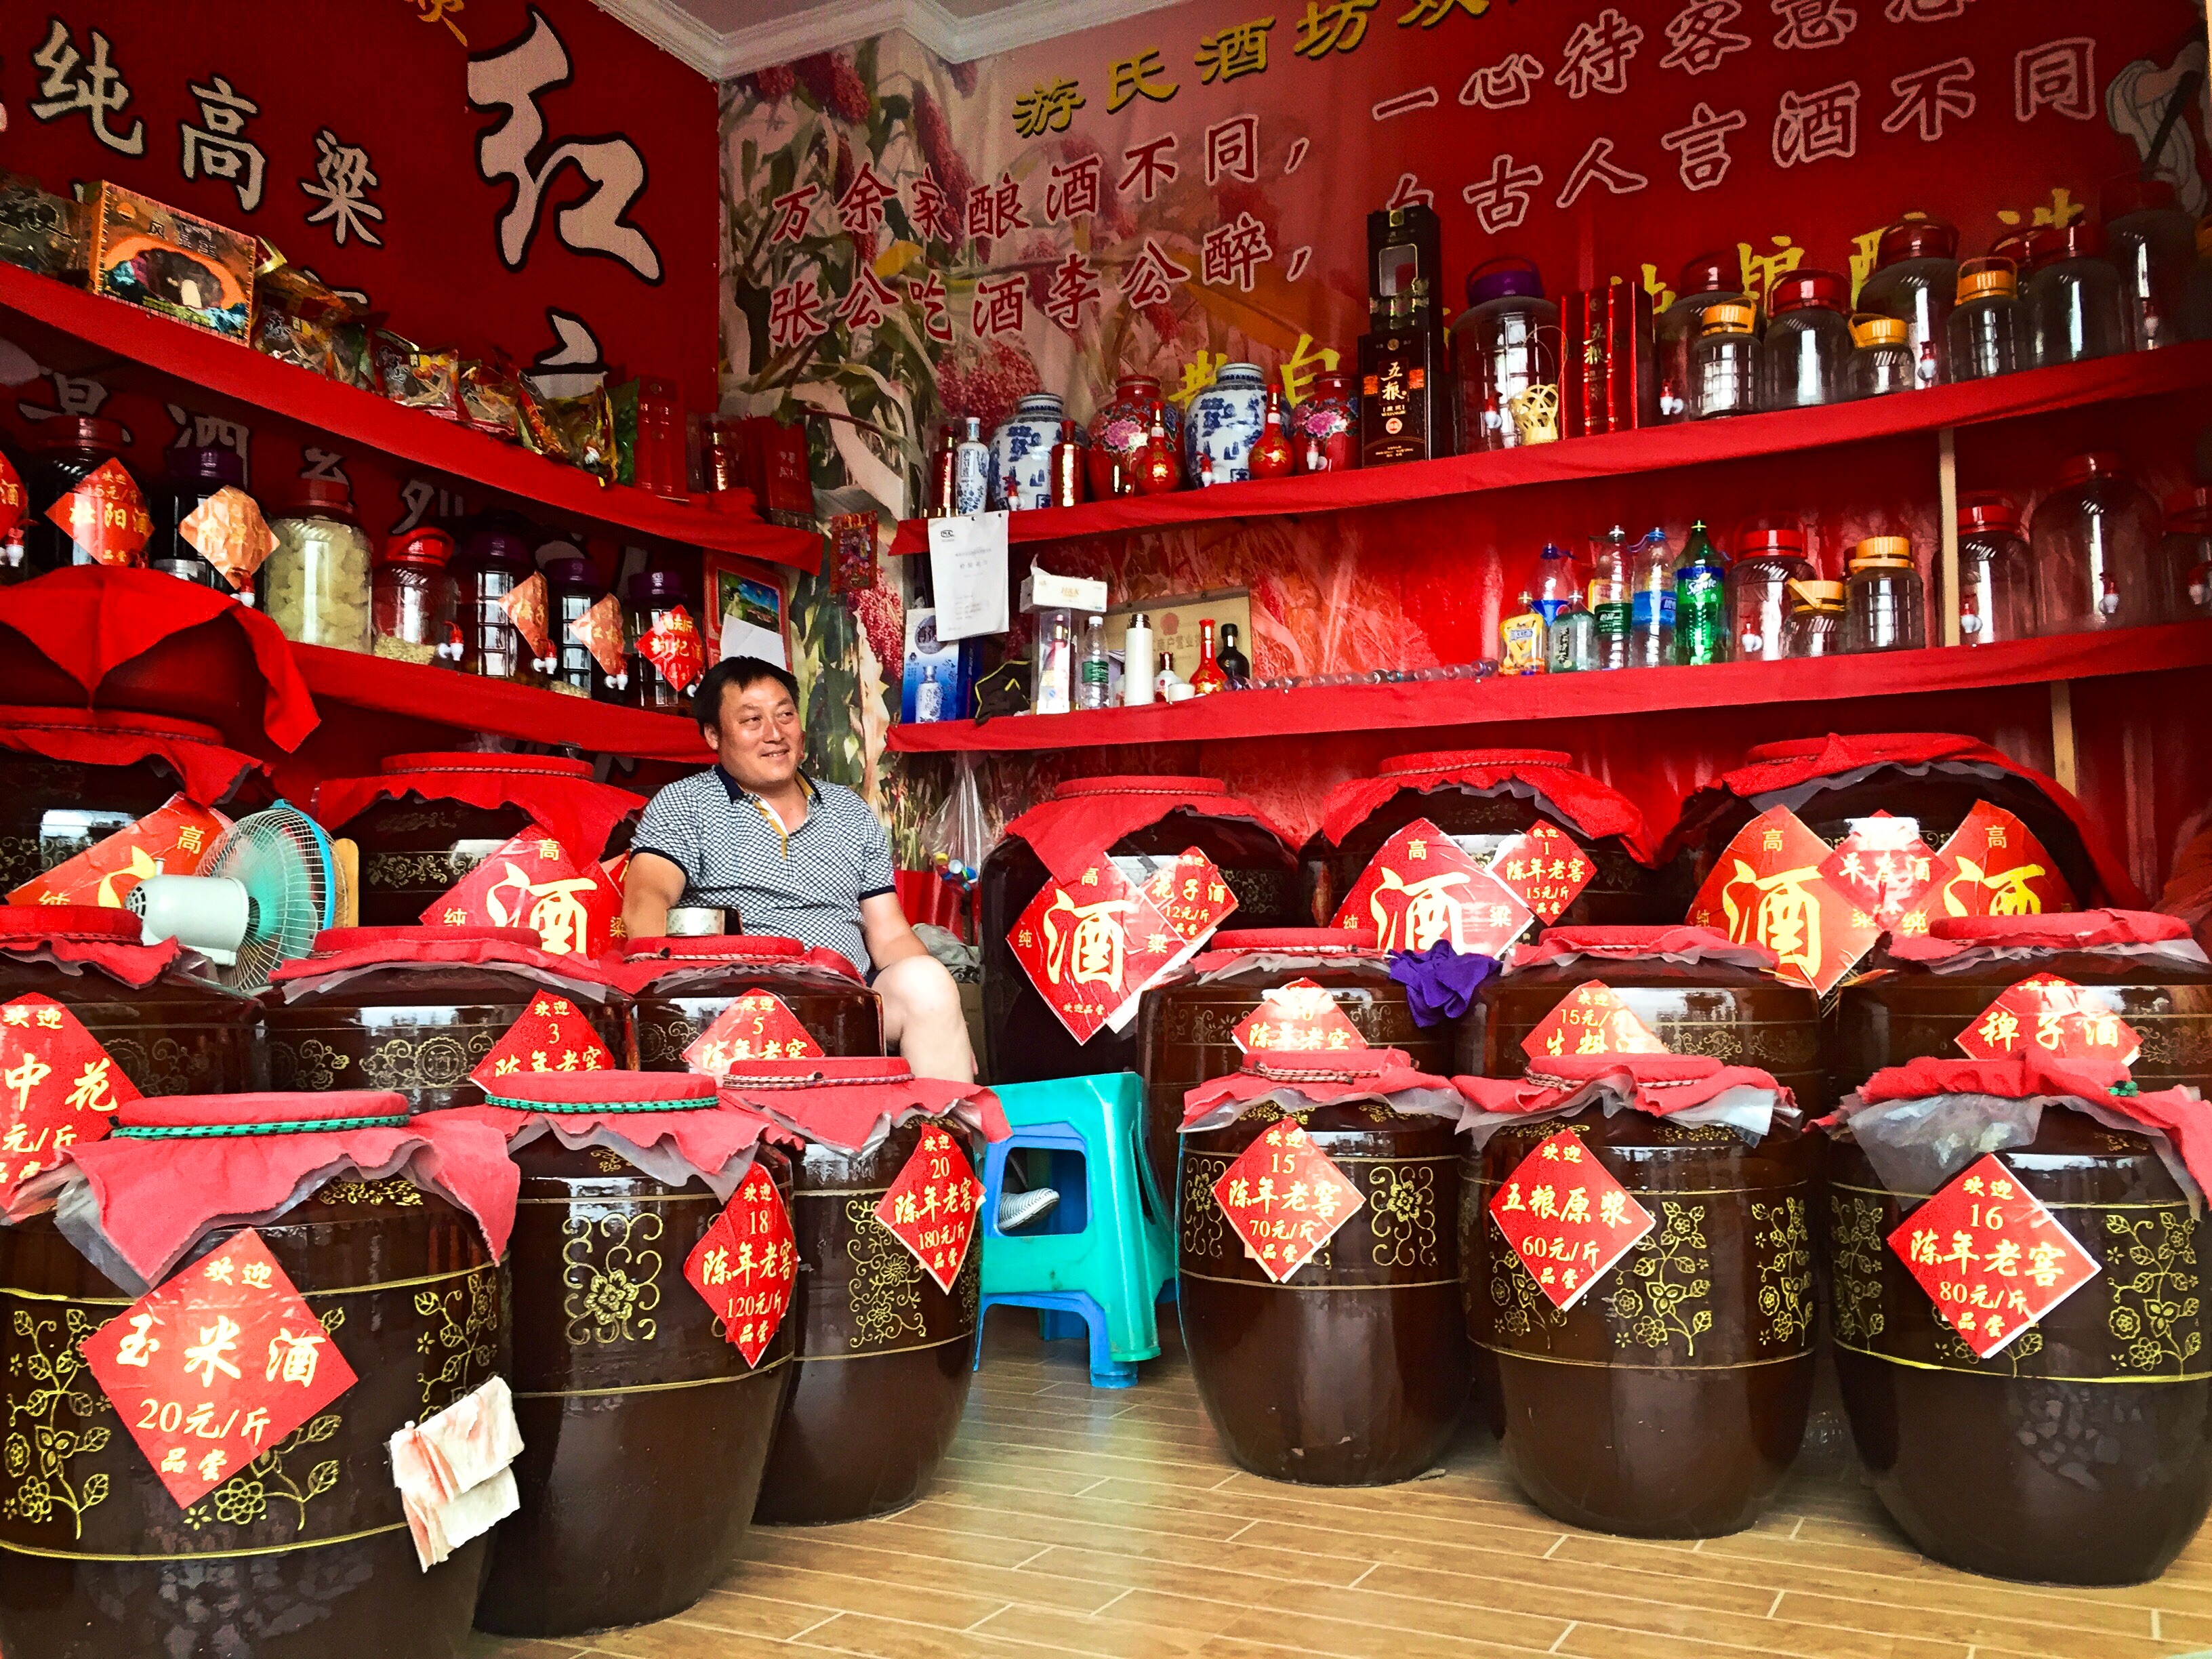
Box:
[1232, 978, 1369, 1054]
[1521, 980, 1668, 1063]
[1887, 1153, 2100, 1359]
[1332, 817, 1534, 956]
[80, 1228, 359, 1511]
[637, 606, 706, 695]
[875, 1125, 985, 1292]
[1211, 1120, 1364, 1283]
[685, 1165, 798, 1366]
[1818, 810, 1954, 935]
[0, 451, 25, 545]
[1952, 975, 2142, 1069]
[1688, 804, 1880, 996]
[1488, 1128, 1654, 1311]
[684, 992, 824, 1072]
[1489, 823, 1597, 925]
[469, 994, 617, 1089]
[1933, 801, 2075, 919]
[6, 794, 229, 909]
[45, 459, 152, 567]
[0, 994, 136, 1204]
[1141, 849, 1240, 942]
[424, 827, 621, 958]
[1009, 856, 1181, 1043]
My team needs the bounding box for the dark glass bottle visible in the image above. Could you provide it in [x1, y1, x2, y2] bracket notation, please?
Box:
[1359, 295, 1437, 466]
[626, 569, 693, 712]
[1216, 622, 1251, 684]
[1673, 520, 1732, 665]
[147, 446, 245, 592]
[544, 556, 605, 697]
[454, 527, 539, 682]
[26, 417, 133, 573]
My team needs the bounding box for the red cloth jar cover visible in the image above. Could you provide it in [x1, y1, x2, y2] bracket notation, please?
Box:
[0, 704, 264, 807]
[1668, 733, 2142, 907]
[1183, 926, 1385, 979]
[1453, 1051, 1795, 1145]
[311, 751, 644, 866]
[0, 903, 190, 988]
[452, 1068, 779, 1200]
[268, 926, 611, 1002]
[1001, 776, 1297, 888]
[1181, 1046, 1462, 1133]
[1511, 925, 1779, 970]
[606, 932, 865, 994]
[0, 567, 316, 752]
[21, 1089, 518, 1290]
[1319, 750, 1655, 861]
[716, 1055, 1008, 1154]
[1883, 909, 2204, 967]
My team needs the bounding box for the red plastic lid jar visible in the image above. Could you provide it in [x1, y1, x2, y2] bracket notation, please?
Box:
[2055, 452, 2130, 488]
[1957, 491, 2024, 538]
[2024, 222, 2108, 271]
[36, 417, 127, 457]
[1768, 270, 1849, 314]
[1736, 526, 1809, 560]
[1673, 251, 1740, 299]
[1875, 218, 1959, 266]
[268, 477, 360, 523]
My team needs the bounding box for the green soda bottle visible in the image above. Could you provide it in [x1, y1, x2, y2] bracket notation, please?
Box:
[1673, 519, 1732, 665]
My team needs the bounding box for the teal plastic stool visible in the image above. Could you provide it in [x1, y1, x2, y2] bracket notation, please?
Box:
[977, 1073, 1174, 1388]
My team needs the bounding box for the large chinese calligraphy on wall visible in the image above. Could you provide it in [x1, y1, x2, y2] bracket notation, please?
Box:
[722, 0, 2207, 832]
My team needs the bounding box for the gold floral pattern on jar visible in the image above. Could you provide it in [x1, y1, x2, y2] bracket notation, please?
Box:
[180, 1411, 342, 1534]
[2105, 1210, 2204, 1376]
[270, 1038, 351, 1090]
[1180, 1153, 1231, 1261]
[414, 1265, 499, 1412]
[1366, 1163, 1440, 1269]
[843, 1198, 927, 1352]
[320, 1177, 424, 1208]
[561, 1212, 663, 1345]
[1828, 1192, 1889, 1347]
[1605, 1202, 1714, 1357]
[361, 1030, 487, 1091]
[1752, 1195, 1814, 1351]
[1487, 1232, 1570, 1347]
[2, 1306, 112, 1538]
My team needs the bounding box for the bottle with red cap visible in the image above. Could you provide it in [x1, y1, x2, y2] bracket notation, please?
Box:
[1654, 251, 1748, 422]
[372, 527, 460, 666]
[266, 478, 374, 652]
[1858, 218, 1961, 388]
[2023, 222, 2126, 367]
[2160, 487, 2212, 617]
[1954, 493, 2034, 647]
[1727, 524, 1816, 662]
[2104, 175, 2197, 353]
[2028, 453, 2168, 632]
[24, 416, 140, 575]
[1761, 268, 1851, 409]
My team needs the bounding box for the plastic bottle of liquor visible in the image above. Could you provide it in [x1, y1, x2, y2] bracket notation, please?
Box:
[1188, 617, 1229, 694]
[1586, 525, 1632, 670]
[1077, 614, 1111, 709]
[1626, 527, 1675, 668]
[1673, 520, 1732, 665]
[1547, 592, 1597, 672]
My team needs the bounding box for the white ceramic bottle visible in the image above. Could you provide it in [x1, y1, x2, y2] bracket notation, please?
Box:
[1123, 612, 1155, 705]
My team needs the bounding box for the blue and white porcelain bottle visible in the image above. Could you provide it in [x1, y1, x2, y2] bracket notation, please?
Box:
[990, 393, 1067, 510]
[951, 416, 991, 513]
[1184, 363, 1268, 486]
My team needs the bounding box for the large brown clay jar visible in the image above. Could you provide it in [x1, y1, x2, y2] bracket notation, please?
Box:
[0, 712, 238, 895]
[477, 1141, 796, 1635]
[0, 1183, 504, 1658]
[1824, 1115, 2212, 1582]
[1136, 930, 1452, 1212]
[623, 936, 882, 1066]
[0, 909, 258, 1096]
[1467, 1111, 1816, 1535]
[262, 928, 621, 1111]
[1180, 1101, 1469, 1483]
[755, 1119, 982, 1523]
[1314, 750, 1661, 930]
[980, 783, 1299, 1086]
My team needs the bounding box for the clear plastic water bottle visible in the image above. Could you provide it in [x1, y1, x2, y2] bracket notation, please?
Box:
[1077, 613, 1111, 709]
[1530, 541, 1586, 632]
[1586, 525, 1632, 670]
[1626, 527, 1675, 668]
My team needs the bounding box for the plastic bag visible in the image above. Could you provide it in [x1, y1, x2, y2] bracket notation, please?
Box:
[926, 755, 994, 888]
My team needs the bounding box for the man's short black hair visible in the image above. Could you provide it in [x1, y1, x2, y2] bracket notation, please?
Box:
[695, 656, 802, 733]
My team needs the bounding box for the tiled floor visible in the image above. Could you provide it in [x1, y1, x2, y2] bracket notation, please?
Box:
[472, 1320, 2212, 1659]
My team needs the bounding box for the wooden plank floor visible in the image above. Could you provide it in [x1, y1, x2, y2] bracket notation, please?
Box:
[472, 1319, 2212, 1659]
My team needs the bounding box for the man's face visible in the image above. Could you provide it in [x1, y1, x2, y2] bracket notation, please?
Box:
[709, 677, 802, 791]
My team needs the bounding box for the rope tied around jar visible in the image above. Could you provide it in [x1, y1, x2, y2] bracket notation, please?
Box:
[116, 1113, 411, 1138]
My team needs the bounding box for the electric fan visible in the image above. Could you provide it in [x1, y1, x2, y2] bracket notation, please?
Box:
[129, 802, 347, 991]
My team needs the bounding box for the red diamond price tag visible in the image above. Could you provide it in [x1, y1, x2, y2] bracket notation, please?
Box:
[1687, 805, 1879, 996]
[1489, 821, 1596, 924]
[6, 794, 228, 909]
[874, 1125, 983, 1292]
[0, 994, 137, 1204]
[1954, 975, 2141, 1068]
[470, 994, 616, 1088]
[685, 1164, 798, 1365]
[637, 605, 706, 694]
[1232, 978, 1370, 1055]
[1140, 848, 1240, 946]
[0, 449, 24, 543]
[1210, 1120, 1364, 1283]
[1818, 811, 1954, 935]
[1935, 802, 2076, 920]
[1887, 1153, 2100, 1358]
[423, 825, 621, 957]
[1488, 1130, 1653, 1311]
[1521, 980, 1668, 1063]
[79, 1229, 357, 1510]
[1008, 859, 1181, 1044]
[46, 458, 151, 566]
[1333, 817, 1534, 956]
[684, 991, 824, 1072]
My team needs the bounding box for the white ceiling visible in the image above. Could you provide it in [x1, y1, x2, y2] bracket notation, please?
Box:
[595, 0, 1188, 79]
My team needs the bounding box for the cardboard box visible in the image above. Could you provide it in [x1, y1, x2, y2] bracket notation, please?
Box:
[1019, 563, 1109, 615]
[85, 182, 256, 342]
[1103, 588, 1252, 685]
[901, 604, 977, 723]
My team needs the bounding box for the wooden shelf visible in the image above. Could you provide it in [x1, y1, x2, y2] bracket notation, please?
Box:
[0, 263, 822, 571]
[890, 344, 2212, 554]
[886, 622, 2212, 753]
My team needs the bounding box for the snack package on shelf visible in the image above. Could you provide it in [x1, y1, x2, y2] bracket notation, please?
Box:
[85, 182, 257, 341]
[373, 329, 463, 418]
[252, 256, 359, 376]
[459, 357, 525, 441]
[520, 375, 616, 480]
[0, 171, 87, 279]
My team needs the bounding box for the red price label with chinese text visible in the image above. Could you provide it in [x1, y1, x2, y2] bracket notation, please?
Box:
[685, 1164, 798, 1366]
[1934, 801, 2076, 920]
[424, 826, 620, 957]
[45, 458, 152, 566]
[1521, 980, 1668, 1063]
[79, 1229, 357, 1510]
[637, 605, 705, 694]
[7, 794, 230, 910]
[1333, 818, 1534, 957]
[1818, 811, 1954, 936]
[0, 994, 137, 1206]
[683, 991, 823, 1072]
[1007, 859, 1181, 1044]
[1488, 821, 1595, 925]
[1488, 1130, 1654, 1311]
[0, 449, 24, 542]
[874, 1126, 983, 1292]
[1887, 1153, 2100, 1358]
[470, 994, 617, 1088]
[1231, 978, 1369, 1055]
[1210, 1120, 1364, 1283]
[1140, 848, 1239, 946]
[1953, 975, 2142, 1069]
[1687, 805, 1879, 996]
